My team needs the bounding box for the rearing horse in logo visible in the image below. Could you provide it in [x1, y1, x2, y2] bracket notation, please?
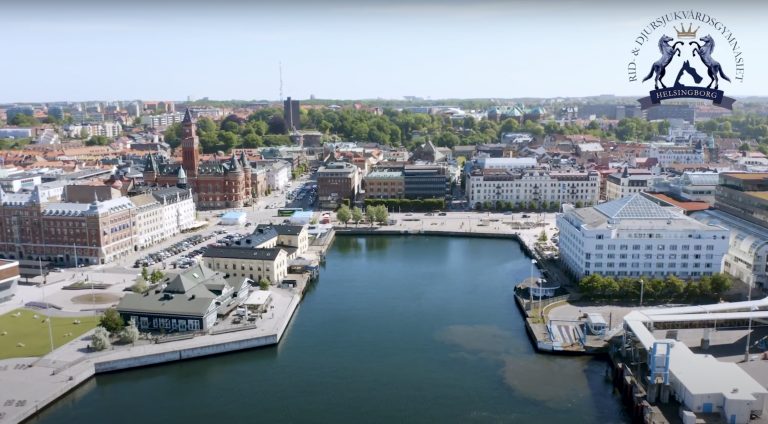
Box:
[643, 35, 684, 89]
[690, 35, 731, 89]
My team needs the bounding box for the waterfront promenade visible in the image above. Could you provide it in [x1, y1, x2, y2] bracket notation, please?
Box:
[335, 211, 559, 253]
[0, 286, 301, 424]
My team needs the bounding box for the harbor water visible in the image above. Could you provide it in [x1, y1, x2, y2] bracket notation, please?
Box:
[30, 236, 628, 424]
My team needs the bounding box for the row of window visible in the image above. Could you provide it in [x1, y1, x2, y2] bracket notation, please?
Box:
[585, 262, 713, 269]
[585, 271, 711, 277]
[134, 316, 202, 332]
[587, 253, 713, 260]
[215, 262, 278, 272]
[594, 244, 715, 251]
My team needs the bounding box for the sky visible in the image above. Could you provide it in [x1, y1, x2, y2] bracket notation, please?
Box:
[3, 0, 767, 102]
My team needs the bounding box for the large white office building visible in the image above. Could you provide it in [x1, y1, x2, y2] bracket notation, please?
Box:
[557, 194, 729, 279]
[468, 168, 600, 207]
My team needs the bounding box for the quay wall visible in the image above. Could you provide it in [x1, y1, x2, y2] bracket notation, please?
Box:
[333, 228, 538, 259]
[94, 334, 279, 373]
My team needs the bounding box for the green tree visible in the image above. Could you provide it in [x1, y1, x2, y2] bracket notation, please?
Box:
[149, 270, 165, 285]
[85, 135, 110, 146]
[119, 323, 140, 343]
[699, 276, 713, 298]
[537, 230, 548, 243]
[99, 308, 125, 334]
[9, 114, 38, 127]
[163, 123, 183, 148]
[435, 132, 460, 148]
[336, 204, 351, 226]
[351, 207, 363, 225]
[130, 279, 148, 294]
[663, 275, 685, 300]
[259, 277, 270, 291]
[709, 273, 732, 299]
[365, 207, 376, 226]
[373, 204, 389, 224]
[241, 133, 263, 148]
[683, 280, 701, 301]
[140, 266, 149, 282]
[739, 142, 751, 152]
[499, 118, 520, 135]
[91, 327, 111, 351]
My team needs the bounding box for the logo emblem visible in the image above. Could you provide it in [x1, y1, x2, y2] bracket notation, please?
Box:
[628, 11, 745, 110]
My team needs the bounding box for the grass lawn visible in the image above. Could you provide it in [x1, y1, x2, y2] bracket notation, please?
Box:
[0, 308, 98, 360]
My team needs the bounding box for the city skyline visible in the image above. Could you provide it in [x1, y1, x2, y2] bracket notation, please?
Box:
[3, 0, 767, 103]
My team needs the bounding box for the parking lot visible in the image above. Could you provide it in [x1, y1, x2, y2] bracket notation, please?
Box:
[133, 233, 216, 270]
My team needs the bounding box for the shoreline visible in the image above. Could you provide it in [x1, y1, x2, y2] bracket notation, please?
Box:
[6, 221, 558, 424]
[6, 287, 303, 424]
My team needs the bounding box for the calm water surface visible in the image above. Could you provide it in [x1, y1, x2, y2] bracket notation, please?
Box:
[32, 236, 628, 424]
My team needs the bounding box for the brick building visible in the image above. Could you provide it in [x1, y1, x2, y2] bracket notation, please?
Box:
[317, 162, 358, 208]
[143, 109, 253, 209]
[0, 186, 135, 266]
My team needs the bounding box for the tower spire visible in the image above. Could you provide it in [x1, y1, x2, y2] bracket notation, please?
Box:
[182, 108, 193, 124]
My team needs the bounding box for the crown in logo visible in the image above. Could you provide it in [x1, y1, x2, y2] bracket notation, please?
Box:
[675, 23, 699, 39]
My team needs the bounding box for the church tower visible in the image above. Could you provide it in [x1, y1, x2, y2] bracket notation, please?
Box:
[180, 108, 200, 177]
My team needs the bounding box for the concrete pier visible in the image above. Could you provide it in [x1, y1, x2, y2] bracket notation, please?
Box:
[0, 287, 302, 424]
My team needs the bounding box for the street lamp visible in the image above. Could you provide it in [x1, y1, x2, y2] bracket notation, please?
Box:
[39, 258, 54, 354]
[639, 279, 645, 307]
[745, 282, 754, 362]
[529, 259, 537, 311]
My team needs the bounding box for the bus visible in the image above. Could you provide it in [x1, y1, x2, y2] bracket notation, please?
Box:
[277, 207, 302, 217]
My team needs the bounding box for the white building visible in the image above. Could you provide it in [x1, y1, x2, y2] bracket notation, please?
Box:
[66, 123, 122, 139]
[691, 209, 768, 290]
[190, 107, 223, 120]
[647, 142, 705, 166]
[265, 161, 291, 191]
[468, 168, 599, 208]
[557, 194, 729, 279]
[668, 172, 719, 204]
[475, 157, 537, 170]
[500, 132, 534, 145]
[141, 112, 184, 128]
[203, 247, 288, 285]
[0, 260, 19, 303]
[0, 128, 33, 139]
[605, 168, 655, 201]
[0, 173, 41, 193]
[130, 188, 195, 250]
[32, 181, 67, 202]
[36, 128, 59, 145]
[667, 119, 709, 143]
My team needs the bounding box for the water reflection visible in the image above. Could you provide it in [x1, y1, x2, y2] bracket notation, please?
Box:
[334, 237, 362, 254]
[363, 236, 389, 252]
